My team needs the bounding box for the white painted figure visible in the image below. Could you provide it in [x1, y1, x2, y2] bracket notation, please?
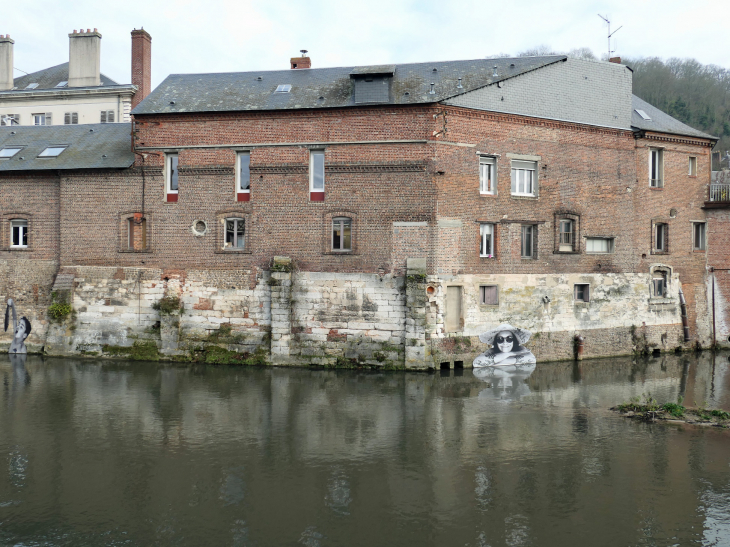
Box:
[5, 299, 31, 354]
[473, 323, 536, 367]
[474, 362, 536, 401]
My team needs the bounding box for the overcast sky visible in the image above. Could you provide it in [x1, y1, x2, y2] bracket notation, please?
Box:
[4, 0, 729, 88]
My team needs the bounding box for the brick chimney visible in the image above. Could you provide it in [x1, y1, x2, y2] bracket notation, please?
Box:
[290, 50, 311, 69]
[131, 29, 152, 108]
[68, 29, 102, 87]
[0, 35, 13, 91]
[609, 57, 622, 64]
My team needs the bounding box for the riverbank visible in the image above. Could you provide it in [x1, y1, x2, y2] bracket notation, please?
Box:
[612, 396, 730, 428]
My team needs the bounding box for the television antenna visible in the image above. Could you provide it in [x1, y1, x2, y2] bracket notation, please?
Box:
[598, 14, 622, 59]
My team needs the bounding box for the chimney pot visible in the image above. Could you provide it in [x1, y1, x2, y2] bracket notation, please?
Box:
[609, 56, 622, 64]
[68, 29, 101, 87]
[290, 52, 311, 69]
[131, 28, 152, 109]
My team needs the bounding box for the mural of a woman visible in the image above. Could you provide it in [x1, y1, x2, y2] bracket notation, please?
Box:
[473, 323, 536, 368]
[5, 299, 31, 354]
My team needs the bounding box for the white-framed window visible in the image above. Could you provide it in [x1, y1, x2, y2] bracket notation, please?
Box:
[479, 223, 494, 257]
[0, 146, 22, 159]
[479, 156, 496, 194]
[558, 219, 574, 252]
[0, 114, 19, 126]
[225, 218, 245, 249]
[100, 110, 115, 123]
[33, 113, 50, 126]
[511, 160, 537, 196]
[521, 225, 535, 258]
[237, 151, 250, 193]
[332, 217, 351, 251]
[310, 150, 325, 192]
[654, 222, 667, 252]
[38, 146, 67, 158]
[652, 271, 668, 298]
[480, 285, 499, 305]
[689, 156, 697, 176]
[693, 222, 706, 251]
[64, 112, 78, 124]
[10, 220, 28, 248]
[586, 237, 614, 254]
[574, 284, 590, 302]
[166, 153, 179, 194]
[649, 148, 664, 187]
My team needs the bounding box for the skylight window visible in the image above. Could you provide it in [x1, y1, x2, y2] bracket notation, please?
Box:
[275, 84, 292, 93]
[0, 146, 22, 159]
[25, 83, 39, 89]
[38, 146, 67, 158]
[55, 81, 68, 88]
[635, 109, 651, 121]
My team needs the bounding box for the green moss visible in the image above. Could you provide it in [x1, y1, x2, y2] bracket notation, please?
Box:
[270, 262, 293, 273]
[48, 302, 73, 323]
[152, 296, 183, 315]
[200, 345, 267, 366]
[373, 351, 386, 362]
[102, 340, 160, 361]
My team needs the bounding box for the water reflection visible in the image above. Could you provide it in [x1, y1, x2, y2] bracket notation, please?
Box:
[0, 352, 729, 546]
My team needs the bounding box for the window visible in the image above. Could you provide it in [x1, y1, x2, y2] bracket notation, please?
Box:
[237, 152, 250, 200]
[652, 271, 668, 298]
[635, 109, 651, 121]
[574, 284, 590, 302]
[25, 83, 38, 89]
[480, 223, 494, 257]
[479, 156, 496, 194]
[689, 156, 697, 176]
[225, 218, 245, 249]
[310, 150, 325, 200]
[558, 219, 574, 252]
[166, 153, 179, 200]
[649, 148, 664, 187]
[38, 146, 67, 158]
[55, 81, 68, 88]
[100, 110, 115, 123]
[521, 225, 535, 258]
[0, 147, 22, 159]
[0, 114, 19, 126]
[275, 84, 292, 93]
[511, 160, 537, 196]
[586, 237, 614, 254]
[332, 217, 351, 251]
[127, 216, 147, 251]
[64, 112, 78, 124]
[654, 223, 668, 253]
[33, 113, 50, 126]
[10, 220, 27, 248]
[480, 285, 499, 305]
[693, 222, 706, 251]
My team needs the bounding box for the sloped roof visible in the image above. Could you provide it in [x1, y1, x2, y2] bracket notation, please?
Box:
[132, 56, 567, 115]
[0, 123, 134, 171]
[9, 62, 120, 91]
[632, 95, 716, 140]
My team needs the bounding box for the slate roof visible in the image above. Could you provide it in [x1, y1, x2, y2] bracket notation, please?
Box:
[7, 62, 120, 91]
[632, 95, 716, 140]
[132, 56, 567, 115]
[0, 123, 134, 171]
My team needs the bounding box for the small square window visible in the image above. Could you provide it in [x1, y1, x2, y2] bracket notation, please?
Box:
[479, 157, 496, 194]
[574, 284, 590, 302]
[64, 112, 78, 124]
[33, 113, 50, 126]
[10, 220, 28, 248]
[225, 218, 245, 249]
[0, 146, 22, 159]
[100, 110, 115, 123]
[38, 146, 67, 158]
[689, 156, 697, 176]
[55, 81, 68, 88]
[25, 83, 38, 89]
[586, 237, 614, 253]
[649, 148, 664, 187]
[521, 225, 535, 258]
[693, 222, 706, 251]
[480, 223, 494, 257]
[332, 217, 351, 251]
[275, 84, 292, 93]
[480, 285, 499, 305]
[511, 160, 537, 196]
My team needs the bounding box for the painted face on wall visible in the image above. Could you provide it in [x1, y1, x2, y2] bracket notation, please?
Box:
[495, 330, 515, 353]
[14, 320, 26, 341]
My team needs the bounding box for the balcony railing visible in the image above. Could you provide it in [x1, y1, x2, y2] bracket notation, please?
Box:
[709, 183, 730, 202]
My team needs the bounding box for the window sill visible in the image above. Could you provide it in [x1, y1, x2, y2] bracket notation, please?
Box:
[479, 255, 495, 259]
[479, 304, 499, 308]
[555, 250, 579, 254]
[214, 248, 252, 255]
[651, 251, 669, 255]
[237, 192, 250, 202]
[520, 256, 536, 260]
[6, 247, 31, 252]
[479, 192, 496, 197]
[118, 249, 153, 254]
[511, 194, 538, 199]
[649, 186, 664, 190]
[574, 301, 590, 307]
[649, 297, 676, 305]
[166, 193, 179, 203]
[323, 251, 357, 256]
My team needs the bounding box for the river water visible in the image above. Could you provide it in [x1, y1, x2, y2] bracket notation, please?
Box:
[1, 352, 730, 547]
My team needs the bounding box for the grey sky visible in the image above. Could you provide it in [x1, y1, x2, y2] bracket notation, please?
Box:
[4, 0, 729, 89]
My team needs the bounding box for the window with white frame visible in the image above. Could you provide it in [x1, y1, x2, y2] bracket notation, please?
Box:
[479, 156, 496, 194]
[0, 114, 19, 126]
[511, 160, 537, 196]
[689, 156, 697, 176]
[480, 223, 495, 257]
[38, 146, 67, 158]
[237, 151, 250, 193]
[10, 220, 27, 248]
[0, 146, 22, 159]
[310, 150, 325, 193]
[64, 112, 78, 125]
[654, 222, 668, 253]
[225, 218, 245, 249]
[332, 217, 351, 251]
[652, 270, 668, 298]
[586, 237, 614, 254]
[574, 284, 590, 302]
[480, 285, 499, 305]
[649, 148, 664, 187]
[693, 222, 706, 251]
[100, 110, 115, 123]
[33, 113, 50, 126]
[166, 153, 179, 194]
[558, 219, 574, 252]
[521, 225, 535, 258]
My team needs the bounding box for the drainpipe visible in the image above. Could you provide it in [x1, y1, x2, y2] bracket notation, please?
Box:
[574, 333, 584, 361]
[678, 285, 690, 343]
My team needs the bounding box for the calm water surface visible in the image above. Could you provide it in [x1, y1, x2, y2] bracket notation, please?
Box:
[1, 353, 730, 546]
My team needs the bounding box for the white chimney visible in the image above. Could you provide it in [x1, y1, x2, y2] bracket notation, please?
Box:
[0, 34, 14, 91]
[68, 28, 101, 87]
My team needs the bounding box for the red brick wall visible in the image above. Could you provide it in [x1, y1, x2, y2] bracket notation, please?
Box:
[131, 29, 152, 109]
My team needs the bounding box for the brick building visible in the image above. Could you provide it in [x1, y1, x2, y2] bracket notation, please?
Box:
[0, 53, 718, 367]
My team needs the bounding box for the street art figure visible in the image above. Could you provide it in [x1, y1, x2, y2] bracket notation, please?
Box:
[474, 362, 536, 401]
[473, 323, 536, 367]
[5, 299, 31, 354]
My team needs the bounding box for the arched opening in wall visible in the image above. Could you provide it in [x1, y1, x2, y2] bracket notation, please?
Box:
[440, 361, 451, 370]
[454, 360, 464, 369]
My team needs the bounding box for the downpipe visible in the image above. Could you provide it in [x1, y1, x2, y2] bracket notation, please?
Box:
[574, 334, 584, 361]
[677, 286, 690, 343]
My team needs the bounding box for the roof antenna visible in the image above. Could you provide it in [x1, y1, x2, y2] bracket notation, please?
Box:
[300, 49, 308, 56]
[457, 77, 463, 89]
[598, 14, 622, 59]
